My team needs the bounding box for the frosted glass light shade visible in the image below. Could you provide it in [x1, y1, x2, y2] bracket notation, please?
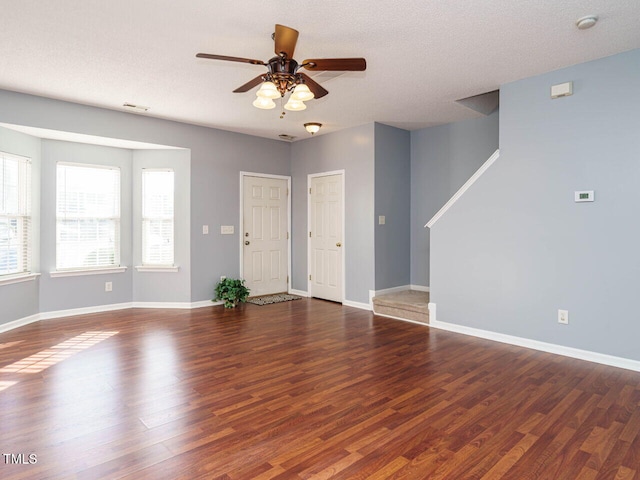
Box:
[256, 82, 280, 99]
[304, 123, 322, 134]
[284, 99, 307, 111]
[291, 84, 314, 102]
[253, 96, 276, 109]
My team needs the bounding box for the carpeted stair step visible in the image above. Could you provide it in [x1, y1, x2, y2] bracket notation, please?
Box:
[372, 290, 429, 324]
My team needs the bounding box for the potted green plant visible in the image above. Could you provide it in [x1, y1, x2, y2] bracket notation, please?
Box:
[214, 278, 250, 308]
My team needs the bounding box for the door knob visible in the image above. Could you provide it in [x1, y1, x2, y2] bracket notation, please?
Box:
[245, 240, 250, 245]
[336, 242, 342, 247]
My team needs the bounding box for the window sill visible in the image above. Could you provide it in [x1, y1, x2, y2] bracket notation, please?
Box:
[135, 265, 180, 273]
[0, 273, 41, 287]
[50, 267, 128, 278]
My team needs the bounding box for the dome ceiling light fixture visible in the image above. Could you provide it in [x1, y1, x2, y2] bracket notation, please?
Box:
[304, 122, 322, 135]
[196, 24, 366, 115]
[576, 15, 598, 30]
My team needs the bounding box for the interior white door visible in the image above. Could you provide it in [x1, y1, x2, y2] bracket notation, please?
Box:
[242, 176, 288, 297]
[309, 174, 343, 302]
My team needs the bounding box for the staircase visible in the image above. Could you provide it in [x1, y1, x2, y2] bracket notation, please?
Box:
[372, 289, 429, 325]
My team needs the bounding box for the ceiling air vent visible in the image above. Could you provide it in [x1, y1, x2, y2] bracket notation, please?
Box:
[122, 103, 150, 112]
[279, 134, 296, 141]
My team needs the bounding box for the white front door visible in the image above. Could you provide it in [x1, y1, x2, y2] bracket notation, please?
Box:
[242, 175, 288, 297]
[309, 173, 343, 302]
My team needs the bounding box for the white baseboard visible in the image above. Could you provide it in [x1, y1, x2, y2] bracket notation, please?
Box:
[430, 318, 640, 373]
[132, 300, 221, 309]
[410, 284, 430, 292]
[289, 289, 309, 297]
[40, 302, 134, 320]
[0, 300, 224, 334]
[0, 313, 41, 334]
[343, 299, 372, 311]
[192, 300, 223, 308]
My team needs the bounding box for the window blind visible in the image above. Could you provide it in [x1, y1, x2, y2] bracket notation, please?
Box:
[0, 152, 31, 276]
[56, 163, 121, 270]
[142, 169, 174, 266]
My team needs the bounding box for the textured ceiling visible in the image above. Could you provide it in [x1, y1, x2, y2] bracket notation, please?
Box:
[1, 1, 639, 141]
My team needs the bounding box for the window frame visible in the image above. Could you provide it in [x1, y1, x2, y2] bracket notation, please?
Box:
[0, 151, 32, 278]
[140, 168, 175, 267]
[55, 162, 122, 273]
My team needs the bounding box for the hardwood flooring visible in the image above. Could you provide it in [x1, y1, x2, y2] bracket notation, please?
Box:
[1, 299, 639, 479]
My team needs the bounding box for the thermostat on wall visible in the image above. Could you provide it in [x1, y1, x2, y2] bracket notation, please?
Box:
[574, 191, 594, 202]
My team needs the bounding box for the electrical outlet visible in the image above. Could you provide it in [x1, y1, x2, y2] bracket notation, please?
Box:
[105, 281, 113, 292]
[558, 309, 569, 324]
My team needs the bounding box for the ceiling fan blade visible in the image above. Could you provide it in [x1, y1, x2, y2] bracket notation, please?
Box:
[298, 73, 329, 99]
[274, 24, 299, 58]
[302, 58, 367, 71]
[233, 75, 266, 93]
[196, 53, 266, 66]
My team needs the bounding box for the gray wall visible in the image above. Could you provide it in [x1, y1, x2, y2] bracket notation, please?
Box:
[0, 89, 290, 307]
[374, 123, 411, 290]
[40, 140, 134, 311]
[291, 123, 375, 304]
[410, 111, 499, 287]
[430, 49, 640, 360]
[0, 126, 41, 325]
[132, 149, 191, 303]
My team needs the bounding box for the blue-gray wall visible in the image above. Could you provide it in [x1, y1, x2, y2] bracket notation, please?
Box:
[430, 49, 640, 360]
[40, 140, 134, 311]
[410, 111, 499, 287]
[0, 126, 41, 324]
[291, 123, 375, 304]
[374, 123, 411, 290]
[0, 90, 290, 316]
[132, 149, 191, 303]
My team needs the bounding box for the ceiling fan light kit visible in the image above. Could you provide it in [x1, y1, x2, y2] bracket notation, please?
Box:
[252, 96, 276, 110]
[256, 81, 280, 99]
[196, 24, 366, 114]
[284, 99, 306, 111]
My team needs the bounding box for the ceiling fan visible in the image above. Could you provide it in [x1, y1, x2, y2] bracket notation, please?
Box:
[196, 24, 366, 111]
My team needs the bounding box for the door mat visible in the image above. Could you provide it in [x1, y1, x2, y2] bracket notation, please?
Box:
[246, 294, 303, 306]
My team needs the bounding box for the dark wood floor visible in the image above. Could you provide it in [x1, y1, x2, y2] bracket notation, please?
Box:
[1, 299, 639, 479]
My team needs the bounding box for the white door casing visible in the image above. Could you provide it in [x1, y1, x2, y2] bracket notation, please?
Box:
[308, 172, 344, 303]
[241, 174, 289, 297]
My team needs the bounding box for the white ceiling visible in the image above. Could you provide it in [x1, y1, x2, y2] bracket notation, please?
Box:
[1, 1, 639, 142]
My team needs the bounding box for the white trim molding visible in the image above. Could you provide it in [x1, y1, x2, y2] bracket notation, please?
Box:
[429, 317, 640, 373]
[289, 289, 309, 297]
[426, 149, 500, 228]
[0, 314, 40, 334]
[343, 299, 372, 311]
[134, 265, 180, 273]
[0, 273, 40, 287]
[50, 266, 128, 278]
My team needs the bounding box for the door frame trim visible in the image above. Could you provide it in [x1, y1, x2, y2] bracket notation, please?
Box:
[239, 171, 292, 294]
[307, 170, 346, 303]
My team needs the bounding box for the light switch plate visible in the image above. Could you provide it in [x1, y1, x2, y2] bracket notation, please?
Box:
[379, 215, 386, 225]
[202, 225, 209, 235]
[221, 225, 234, 235]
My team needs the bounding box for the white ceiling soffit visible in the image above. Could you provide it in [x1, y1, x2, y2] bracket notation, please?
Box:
[0, 124, 183, 150]
[0, 1, 639, 142]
